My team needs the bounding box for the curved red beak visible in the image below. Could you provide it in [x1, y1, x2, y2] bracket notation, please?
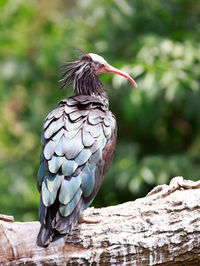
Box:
[104, 64, 137, 88]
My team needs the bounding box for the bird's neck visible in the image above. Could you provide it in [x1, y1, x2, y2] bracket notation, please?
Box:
[60, 59, 109, 107]
[74, 73, 109, 107]
[88, 91, 109, 107]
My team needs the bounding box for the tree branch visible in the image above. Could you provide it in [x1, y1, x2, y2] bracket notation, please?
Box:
[1, 176, 200, 265]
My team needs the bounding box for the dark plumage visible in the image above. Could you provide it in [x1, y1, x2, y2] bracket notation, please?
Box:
[37, 53, 137, 247]
[61, 55, 104, 95]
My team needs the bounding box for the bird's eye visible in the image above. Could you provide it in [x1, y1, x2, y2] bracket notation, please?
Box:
[99, 63, 105, 68]
[93, 61, 105, 69]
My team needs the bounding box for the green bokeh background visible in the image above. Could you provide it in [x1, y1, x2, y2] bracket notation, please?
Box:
[0, 0, 200, 221]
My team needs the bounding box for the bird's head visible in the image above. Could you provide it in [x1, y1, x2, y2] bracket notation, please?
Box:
[87, 53, 137, 88]
[60, 53, 137, 97]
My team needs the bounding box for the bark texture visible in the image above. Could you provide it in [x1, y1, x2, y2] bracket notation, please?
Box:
[0, 176, 200, 265]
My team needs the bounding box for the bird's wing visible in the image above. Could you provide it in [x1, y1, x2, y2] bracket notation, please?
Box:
[37, 96, 116, 240]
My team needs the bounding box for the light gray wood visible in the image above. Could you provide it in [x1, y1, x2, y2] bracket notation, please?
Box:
[0, 176, 200, 265]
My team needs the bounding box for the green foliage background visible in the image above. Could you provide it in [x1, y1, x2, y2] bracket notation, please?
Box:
[0, 0, 200, 221]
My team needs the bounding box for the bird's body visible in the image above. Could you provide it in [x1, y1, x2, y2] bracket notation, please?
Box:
[37, 53, 137, 247]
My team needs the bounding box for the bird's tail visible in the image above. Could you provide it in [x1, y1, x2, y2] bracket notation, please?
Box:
[36, 225, 52, 247]
[37, 197, 85, 247]
[37, 224, 67, 247]
[37, 194, 59, 247]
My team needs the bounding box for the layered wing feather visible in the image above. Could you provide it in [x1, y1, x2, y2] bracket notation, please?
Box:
[37, 95, 117, 246]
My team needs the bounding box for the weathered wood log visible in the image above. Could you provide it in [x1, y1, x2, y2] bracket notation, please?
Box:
[1, 176, 200, 265]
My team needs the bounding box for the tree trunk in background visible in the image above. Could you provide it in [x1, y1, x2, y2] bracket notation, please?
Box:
[0, 177, 200, 265]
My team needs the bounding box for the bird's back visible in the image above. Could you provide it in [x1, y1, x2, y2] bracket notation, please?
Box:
[37, 95, 117, 246]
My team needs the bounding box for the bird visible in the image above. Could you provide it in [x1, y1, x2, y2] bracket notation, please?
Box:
[36, 53, 137, 247]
